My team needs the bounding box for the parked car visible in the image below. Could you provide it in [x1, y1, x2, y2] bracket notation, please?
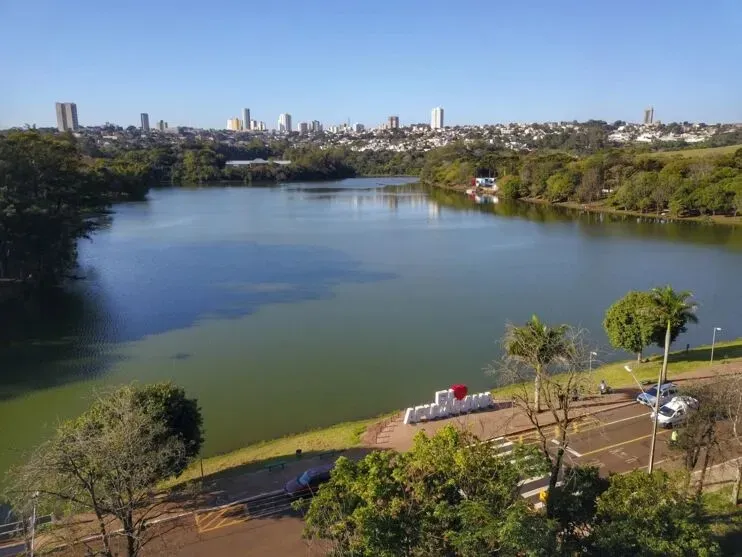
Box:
[284, 463, 334, 499]
[652, 396, 699, 428]
[636, 382, 678, 407]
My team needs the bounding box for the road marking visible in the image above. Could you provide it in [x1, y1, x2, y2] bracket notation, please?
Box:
[580, 429, 670, 457]
[550, 439, 583, 457]
[521, 480, 563, 499]
[596, 411, 651, 428]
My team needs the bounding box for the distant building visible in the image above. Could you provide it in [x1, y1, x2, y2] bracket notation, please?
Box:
[55, 102, 79, 132]
[431, 107, 444, 129]
[242, 108, 250, 131]
[354, 123, 365, 133]
[278, 113, 292, 133]
[226, 117, 242, 131]
[157, 120, 168, 131]
[388, 115, 399, 129]
[643, 107, 654, 125]
[311, 120, 322, 132]
[298, 121, 309, 134]
[254, 121, 266, 131]
[249, 119, 258, 130]
[140, 113, 150, 131]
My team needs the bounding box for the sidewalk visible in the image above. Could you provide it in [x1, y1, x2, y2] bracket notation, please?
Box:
[370, 362, 742, 453]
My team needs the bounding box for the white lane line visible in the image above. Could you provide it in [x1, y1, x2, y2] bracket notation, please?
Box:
[521, 480, 563, 499]
[550, 439, 583, 458]
[594, 411, 651, 428]
[518, 475, 547, 487]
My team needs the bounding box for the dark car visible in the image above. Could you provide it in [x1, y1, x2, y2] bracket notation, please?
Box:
[284, 463, 334, 498]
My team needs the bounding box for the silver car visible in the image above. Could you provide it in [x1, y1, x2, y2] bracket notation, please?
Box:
[652, 396, 699, 428]
[636, 382, 678, 408]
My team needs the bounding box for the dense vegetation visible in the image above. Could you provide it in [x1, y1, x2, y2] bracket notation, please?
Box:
[420, 141, 742, 218]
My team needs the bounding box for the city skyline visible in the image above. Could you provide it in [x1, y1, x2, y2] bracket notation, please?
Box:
[3, 1, 742, 129]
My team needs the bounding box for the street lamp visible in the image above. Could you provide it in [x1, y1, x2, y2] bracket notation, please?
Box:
[30, 491, 39, 557]
[589, 351, 598, 372]
[624, 365, 645, 393]
[710, 327, 722, 365]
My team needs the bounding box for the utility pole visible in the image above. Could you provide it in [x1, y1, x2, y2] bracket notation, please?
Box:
[710, 327, 722, 365]
[648, 322, 671, 473]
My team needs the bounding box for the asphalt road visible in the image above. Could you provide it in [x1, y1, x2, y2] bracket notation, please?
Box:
[10, 400, 737, 556]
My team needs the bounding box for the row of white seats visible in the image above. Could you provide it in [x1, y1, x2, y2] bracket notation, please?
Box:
[403, 391, 495, 424]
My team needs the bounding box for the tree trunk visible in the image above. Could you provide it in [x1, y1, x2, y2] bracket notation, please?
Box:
[661, 321, 671, 383]
[546, 427, 567, 519]
[534, 366, 542, 413]
[695, 448, 713, 497]
[637, 351, 642, 362]
[732, 464, 742, 506]
[95, 511, 113, 557]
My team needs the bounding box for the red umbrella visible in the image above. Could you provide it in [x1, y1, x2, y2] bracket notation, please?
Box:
[451, 384, 468, 400]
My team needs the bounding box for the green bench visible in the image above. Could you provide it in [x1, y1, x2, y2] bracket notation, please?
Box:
[264, 461, 287, 472]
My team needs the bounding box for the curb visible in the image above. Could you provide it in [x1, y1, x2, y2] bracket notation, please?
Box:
[195, 489, 285, 513]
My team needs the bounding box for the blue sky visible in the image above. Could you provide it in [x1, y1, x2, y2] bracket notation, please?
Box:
[1, 0, 741, 129]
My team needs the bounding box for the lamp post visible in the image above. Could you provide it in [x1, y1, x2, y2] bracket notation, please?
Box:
[710, 327, 722, 365]
[589, 351, 598, 372]
[624, 365, 645, 393]
[30, 491, 39, 557]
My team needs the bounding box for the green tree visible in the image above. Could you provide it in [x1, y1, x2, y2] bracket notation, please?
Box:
[6, 384, 203, 557]
[603, 291, 657, 361]
[497, 175, 523, 199]
[0, 131, 109, 288]
[503, 315, 572, 413]
[649, 286, 698, 383]
[545, 170, 578, 202]
[590, 470, 719, 557]
[302, 426, 551, 557]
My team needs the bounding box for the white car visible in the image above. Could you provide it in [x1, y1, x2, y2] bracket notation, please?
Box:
[636, 382, 678, 408]
[652, 396, 699, 428]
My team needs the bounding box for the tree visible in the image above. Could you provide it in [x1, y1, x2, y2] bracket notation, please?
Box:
[497, 175, 523, 199]
[671, 383, 725, 496]
[301, 426, 551, 557]
[603, 291, 657, 361]
[5, 384, 203, 557]
[498, 325, 593, 522]
[0, 131, 109, 288]
[503, 315, 572, 413]
[649, 286, 698, 383]
[590, 470, 719, 557]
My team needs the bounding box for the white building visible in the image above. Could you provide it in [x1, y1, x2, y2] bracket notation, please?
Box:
[242, 108, 250, 130]
[311, 120, 322, 132]
[431, 107, 444, 129]
[278, 113, 292, 133]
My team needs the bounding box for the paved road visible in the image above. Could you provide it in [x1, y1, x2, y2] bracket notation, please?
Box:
[16, 400, 738, 557]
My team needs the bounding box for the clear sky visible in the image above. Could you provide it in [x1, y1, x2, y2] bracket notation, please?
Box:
[1, 0, 741, 129]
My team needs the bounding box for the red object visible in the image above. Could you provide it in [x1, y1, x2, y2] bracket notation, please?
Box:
[451, 384, 468, 400]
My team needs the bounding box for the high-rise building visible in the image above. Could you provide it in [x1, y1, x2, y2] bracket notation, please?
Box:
[298, 122, 309, 134]
[226, 117, 242, 131]
[388, 116, 399, 129]
[643, 107, 654, 125]
[242, 108, 250, 131]
[431, 107, 444, 129]
[55, 102, 79, 132]
[140, 113, 150, 131]
[354, 123, 365, 133]
[278, 113, 292, 133]
[157, 120, 168, 131]
[311, 120, 322, 133]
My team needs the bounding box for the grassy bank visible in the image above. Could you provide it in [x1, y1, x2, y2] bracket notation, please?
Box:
[491, 338, 742, 399]
[640, 144, 742, 160]
[164, 414, 392, 488]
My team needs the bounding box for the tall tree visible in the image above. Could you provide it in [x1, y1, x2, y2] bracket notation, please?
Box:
[650, 286, 698, 383]
[301, 426, 551, 557]
[503, 315, 572, 412]
[590, 470, 719, 557]
[5, 384, 203, 557]
[603, 291, 658, 361]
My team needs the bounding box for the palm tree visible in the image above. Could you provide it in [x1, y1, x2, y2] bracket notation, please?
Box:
[646, 285, 698, 473]
[651, 286, 699, 383]
[504, 315, 572, 412]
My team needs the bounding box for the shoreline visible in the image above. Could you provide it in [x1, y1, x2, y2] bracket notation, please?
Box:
[168, 338, 742, 488]
[430, 183, 742, 227]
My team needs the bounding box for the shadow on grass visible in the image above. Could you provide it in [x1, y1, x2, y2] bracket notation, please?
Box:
[170, 447, 375, 511]
[666, 343, 742, 365]
[703, 490, 742, 556]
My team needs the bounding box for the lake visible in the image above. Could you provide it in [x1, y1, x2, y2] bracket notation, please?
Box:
[2, 177, 742, 473]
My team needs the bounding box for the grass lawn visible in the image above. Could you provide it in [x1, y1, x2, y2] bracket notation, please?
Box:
[641, 144, 742, 160]
[163, 415, 391, 488]
[491, 338, 742, 399]
[703, 487, 742, 555]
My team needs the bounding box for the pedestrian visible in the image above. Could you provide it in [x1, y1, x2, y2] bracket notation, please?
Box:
[670, 429, 679, 445]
